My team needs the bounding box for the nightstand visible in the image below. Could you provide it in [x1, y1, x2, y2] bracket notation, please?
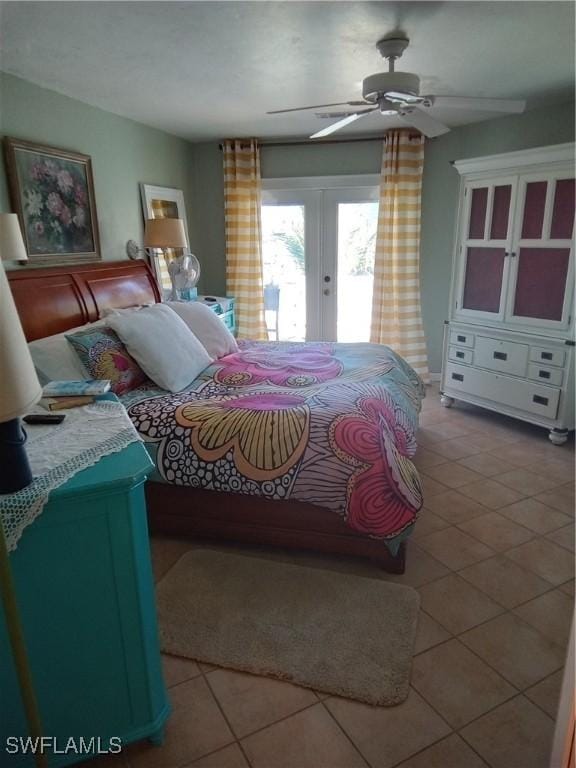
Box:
[198, 296, 236, 336]
[0, 441, 170, 766]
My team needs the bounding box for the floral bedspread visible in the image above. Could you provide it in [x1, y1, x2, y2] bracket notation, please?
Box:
[121, 341, 425, 550]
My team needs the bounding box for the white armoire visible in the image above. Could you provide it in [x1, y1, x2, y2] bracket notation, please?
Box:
[440, 143, 575, 444]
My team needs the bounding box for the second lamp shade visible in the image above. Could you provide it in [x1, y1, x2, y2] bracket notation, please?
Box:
[144, 218, 188, 249]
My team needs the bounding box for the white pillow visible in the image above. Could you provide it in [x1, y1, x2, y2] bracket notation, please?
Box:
[107, 304, 213, 392]
[99, 303, 153, 319]
[167, 301, 238, 359]
[28, 321, 105, 382]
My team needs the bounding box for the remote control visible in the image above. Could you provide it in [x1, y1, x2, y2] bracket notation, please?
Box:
[23, 413, 66, 425]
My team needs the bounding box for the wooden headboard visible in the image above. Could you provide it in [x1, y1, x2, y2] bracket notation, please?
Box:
[8, 260, 161, 341]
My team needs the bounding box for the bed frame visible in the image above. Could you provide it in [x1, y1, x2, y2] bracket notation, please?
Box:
[9, 260, 407, 572]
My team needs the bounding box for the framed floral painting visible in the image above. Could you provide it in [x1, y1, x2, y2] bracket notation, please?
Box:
[4, 137, 101, 265]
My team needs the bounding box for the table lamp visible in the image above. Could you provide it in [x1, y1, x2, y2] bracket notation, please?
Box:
[143, 217, 188, 252]
[144, 217, 200, 300]
[0, 213, 43, 494]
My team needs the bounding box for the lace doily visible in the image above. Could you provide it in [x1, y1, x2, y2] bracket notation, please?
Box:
[1, 400, 142, 552]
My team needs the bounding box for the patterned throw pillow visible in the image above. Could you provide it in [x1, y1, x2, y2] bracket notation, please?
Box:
[66, 327, 148, 395]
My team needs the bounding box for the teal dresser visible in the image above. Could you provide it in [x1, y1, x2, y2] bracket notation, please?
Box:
[0, 442, 170, 766]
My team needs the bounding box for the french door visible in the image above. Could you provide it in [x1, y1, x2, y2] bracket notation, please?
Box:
[261, 178, 380, 342]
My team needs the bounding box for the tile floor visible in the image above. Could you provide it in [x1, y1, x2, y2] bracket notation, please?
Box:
[89, 384, 574, 768]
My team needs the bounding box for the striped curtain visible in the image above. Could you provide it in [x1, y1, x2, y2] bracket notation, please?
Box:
[370, 131, 430, 381]
[223, 139, 267, 339]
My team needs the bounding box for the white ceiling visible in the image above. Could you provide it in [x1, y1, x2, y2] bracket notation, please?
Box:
[0, 1, 574, 141]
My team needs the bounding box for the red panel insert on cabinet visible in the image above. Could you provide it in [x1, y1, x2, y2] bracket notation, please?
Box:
[521, 182, 548, 239]
[468, 188, 488, 239]
[462, 248, 506, 313]
[490, 185, 512, 240]
[514, 248, 570, 321]
[550, 179, 575, 239]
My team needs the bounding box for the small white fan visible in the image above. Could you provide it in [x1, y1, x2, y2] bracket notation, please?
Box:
[167, 252, 201, 301]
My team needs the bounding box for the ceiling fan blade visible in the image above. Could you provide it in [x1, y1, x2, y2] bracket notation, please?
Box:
[268, 101, 369, 115]
[310, 111, 372, 139]
[398, 107, 450, 138]
[315, 108, 378, 119]
[425, 96, 526, 113]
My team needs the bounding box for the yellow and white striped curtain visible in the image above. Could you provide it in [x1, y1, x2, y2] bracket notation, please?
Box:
[223, 139, 267, 340]
[370, 130, 430, 381]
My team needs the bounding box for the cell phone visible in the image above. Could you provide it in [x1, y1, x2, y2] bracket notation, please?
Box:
[23, 413, 66, 425]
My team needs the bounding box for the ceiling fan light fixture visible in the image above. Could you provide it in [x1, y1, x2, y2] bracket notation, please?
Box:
[362, 72, 420, 103]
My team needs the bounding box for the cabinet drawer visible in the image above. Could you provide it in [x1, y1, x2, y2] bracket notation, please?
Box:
[449, 330, 474, 348]
[529, 347, 566, 368]
[474, 336, 529, 377]
[528, 363, 564, 387]
[445, 363, 560, 420]
[448, 346, 473, 364]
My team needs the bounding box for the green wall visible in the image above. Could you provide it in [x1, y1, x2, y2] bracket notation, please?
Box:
[192, 103, 575, 371]
[0, 72, 196, 270]
[261, 140, 383, 178]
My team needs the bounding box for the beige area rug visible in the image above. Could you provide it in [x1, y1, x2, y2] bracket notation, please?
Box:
[157, 549, 420, 706]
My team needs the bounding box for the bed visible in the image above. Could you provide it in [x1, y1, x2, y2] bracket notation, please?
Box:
[9, 260, 425, 573]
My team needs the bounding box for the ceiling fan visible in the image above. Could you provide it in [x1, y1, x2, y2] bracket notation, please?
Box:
[267, 37, 526, 139]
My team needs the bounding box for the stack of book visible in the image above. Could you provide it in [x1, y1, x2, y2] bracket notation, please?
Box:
[40, 380, 111, 411]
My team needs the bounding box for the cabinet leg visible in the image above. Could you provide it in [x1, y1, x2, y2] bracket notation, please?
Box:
[148, 727, 165, 747]
[549, 429, 569, 446]
[440, 394, 455, 408]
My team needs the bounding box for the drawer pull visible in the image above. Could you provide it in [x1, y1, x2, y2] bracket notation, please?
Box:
[533, 395, 549, 406]
[456, 351, 465, 359]
[541, 352, 553, 361]
[457, 335, 466, 343]
[538, 370, 551, 379]
[493, 351, 508, 361]
[451, 373, 464, 382]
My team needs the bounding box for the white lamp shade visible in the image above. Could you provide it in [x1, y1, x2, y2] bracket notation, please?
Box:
[0, 213, 28, 262]
[144, 218, 188, 249]
[0, 260, 42, 422]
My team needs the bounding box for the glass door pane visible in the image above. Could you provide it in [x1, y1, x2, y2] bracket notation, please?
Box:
[336, 202, 378, 342]
[261, 204, 306, 341]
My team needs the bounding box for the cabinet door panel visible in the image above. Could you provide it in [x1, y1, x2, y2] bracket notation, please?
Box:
[507, 173, 574, 329]
[455, 177, 516, 321]
[462, 247, 506, 313]
[469, 187, 488, 238]
[521, 181, 548, 239]
[490, 185, 512, 240]
[513, 248, 570, 321]
[550, 179, 575, 239]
